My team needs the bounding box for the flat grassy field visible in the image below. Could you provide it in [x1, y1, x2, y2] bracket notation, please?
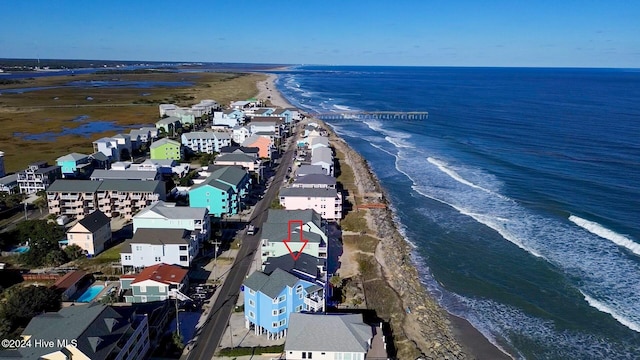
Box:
[0, 71, 266, 172]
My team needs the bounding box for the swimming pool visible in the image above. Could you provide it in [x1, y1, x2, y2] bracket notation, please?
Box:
[76, 285, 104, 303]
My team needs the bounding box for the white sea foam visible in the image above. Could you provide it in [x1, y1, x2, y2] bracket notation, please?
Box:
[581, 290, 640, 333]
[333, 104, 352, 111]
[569, 215, 640, 256]
[427, 157, 508, 200]
[390, 147, 640, 335]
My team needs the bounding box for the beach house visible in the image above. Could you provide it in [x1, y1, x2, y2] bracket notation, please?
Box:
[119, 263, 189, 303]
[311, 147, 334, 176]
[242, 268, 325, 340]
[296, 165, 326, 177]
[279, 187, 342, 221]
[120, 228, 199, 270]
[284, 313, 387, 360]
[232, 125, 251, 144]
[259, 209, 328, 264]
[213, 109, 244, 127]
[263, 252, 327, 286]
[188, 166, 251, 217]
[291, 174, 337, 189]
[17, 161, 62, 194]
[10, 304, 150, 360]
[150, 138, 182, 161]
[56, 153, 92, 179]
[65, 209, 112, 256]
[0, 174, 19, 194]
[155, 116, 181, 136]
[242, 135, 273, 159]
[213, 153, 263, 175]
[92, 137, 126, 162]
[133, 200, 210, 243]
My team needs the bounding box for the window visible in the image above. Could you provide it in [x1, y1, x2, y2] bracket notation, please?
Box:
[124, 255, 131, 261]
[272, 309, 278, 316]
[279, 319, 286, 326]
[248, 299, 255, 307]
[278, 307, 285, 314]
[248, 289, 256, 295]
[296, 285, 303, 294]
[295, 305, 303, 312]
[278, 295, 286, 302]
[179, 245, 187, 251]
[248, 311, 255, 319]
[86, 235, 90, 240]
[139, 286, 146, 293]
[135, 245, 143, 251]
[155, 256, 161, 262]
[272, 322, 278, 328]
[180, 256, 188, 262]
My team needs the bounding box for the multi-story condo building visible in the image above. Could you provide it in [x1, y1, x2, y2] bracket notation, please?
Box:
[47, 179, 165, 220]
[279, 187, 342, 221]
[17, 161, 62, 194]
[181, 131, 232, 154]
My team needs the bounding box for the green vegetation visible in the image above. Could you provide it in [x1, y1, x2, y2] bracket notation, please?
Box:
[340, 211, 366, 232]
[217, 345, 284, 357]
[343, 234, 379, 253]
[0, 285, 61, 339]
[270, 198, 285, 209]
[0, 72, 265, 172]
[1, 219, 67, 267]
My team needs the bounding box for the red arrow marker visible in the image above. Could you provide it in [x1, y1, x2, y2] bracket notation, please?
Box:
[283, 220, 308, 261]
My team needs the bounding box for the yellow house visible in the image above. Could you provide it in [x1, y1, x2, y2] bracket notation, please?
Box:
[66, 210, 112, 256]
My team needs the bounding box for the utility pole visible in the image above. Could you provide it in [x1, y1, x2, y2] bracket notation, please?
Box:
[175, 297, 180, 338]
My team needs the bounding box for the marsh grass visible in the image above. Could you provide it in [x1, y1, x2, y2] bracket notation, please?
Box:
[0, 72, 266, 172]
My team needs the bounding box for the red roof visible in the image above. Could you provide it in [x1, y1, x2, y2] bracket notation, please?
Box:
[131, 263, 188, 285]
[52, 270, 87, 290]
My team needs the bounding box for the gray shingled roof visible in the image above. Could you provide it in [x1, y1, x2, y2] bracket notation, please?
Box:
[242, 268, 300, 299]
[292, 174, 336, 186]
[98, 179, 164, 192]
[90, 169, 158, 181]
[156, 116, 181, 125]
[47, 179, 103, 193]
[263, 252, 324, 278]
[311, 147, 333, 164]
[135, 200, 207, 220]
[260, 222, 323, 244]
[215, 153, 256, 163]
[193, 166, 247, 190]
[266, 209, 322, 227]
[182, 131, 217, 140]
[285, 313, 372, 353]
[296, 165, 325, 176]
[0, 173, 18, 186]
[90, 152, 109, 162]
[56, 152, 89, 162]
[280, 187, 337, 198]
[77, 210, 110, 233]
[130, 228, 191, 245]
[14, 304, 131, 360]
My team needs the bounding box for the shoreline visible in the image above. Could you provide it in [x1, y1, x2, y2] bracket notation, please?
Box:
[265, 73, 513, 359]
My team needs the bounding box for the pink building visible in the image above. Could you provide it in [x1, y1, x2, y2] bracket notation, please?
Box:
[278, 187, 342, 221]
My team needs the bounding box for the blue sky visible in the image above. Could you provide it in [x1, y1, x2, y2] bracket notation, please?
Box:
[2, 1, 639, 67]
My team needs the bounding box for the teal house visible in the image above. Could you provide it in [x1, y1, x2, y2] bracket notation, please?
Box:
[56, 153, 92, 178]
[189, 166, 251, 217]
[119, 263, 189, 303]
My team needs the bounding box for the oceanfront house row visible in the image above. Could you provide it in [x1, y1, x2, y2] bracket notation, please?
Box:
[149, 138, 182, 161]
[242, 268, 325, 340]
[260, 209, 328, 264]
[17, 161, 62, 194]
[46, 179, 166, 220]
[64, 209, 112, 256]
[284, 313, 388, 360]
[120, 228, 199, 271]
[181, 131, 232, 154]
[279, 187, 343, 221]
[0, 303, 150, 360]
[119, 263, 189, 303]
[189, 165, 251, 217]
[133, 200, 210, 243]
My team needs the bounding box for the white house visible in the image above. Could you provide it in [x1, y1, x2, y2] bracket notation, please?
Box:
[285, 313, 386, 360]
[133, 200, 210, 243]
[279, 187, 342, 221]
[181, 132, 232, 154]
[232, 125, 251, 144]
[120, 228, 199, 271]
[291, 174, 337, 189]
[92, 137, 121, 162]
[311, 147, 334, 176]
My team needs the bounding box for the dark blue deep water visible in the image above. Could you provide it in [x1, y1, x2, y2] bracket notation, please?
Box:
[276, 66, 640, 359]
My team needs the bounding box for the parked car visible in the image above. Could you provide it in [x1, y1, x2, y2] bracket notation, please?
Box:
[247, 225, 256, 235]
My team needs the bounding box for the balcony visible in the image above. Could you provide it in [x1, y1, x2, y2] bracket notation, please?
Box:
[304, 295, 324, 312]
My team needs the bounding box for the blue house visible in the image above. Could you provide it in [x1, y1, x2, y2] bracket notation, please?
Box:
[242, 268, 324, 340]
[273, 108, 293, 123]
[188, 166, 250, 217]
[56, 153, 92, 178]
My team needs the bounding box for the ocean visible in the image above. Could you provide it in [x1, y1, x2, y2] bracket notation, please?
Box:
[275, 66, 640, 359]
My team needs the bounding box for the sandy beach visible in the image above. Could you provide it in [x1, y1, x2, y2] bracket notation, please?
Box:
[265, 73, 513, 359]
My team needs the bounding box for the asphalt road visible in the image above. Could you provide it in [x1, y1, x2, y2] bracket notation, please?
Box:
[184, 134, 297, 360]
